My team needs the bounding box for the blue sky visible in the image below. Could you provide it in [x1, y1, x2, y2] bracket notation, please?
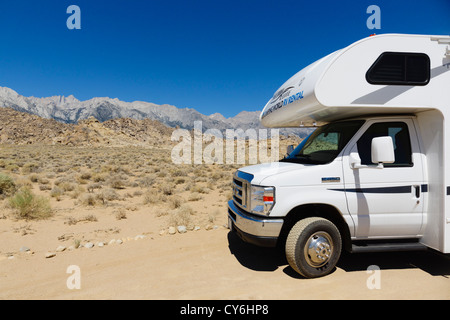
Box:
[0, 0, 449, 118]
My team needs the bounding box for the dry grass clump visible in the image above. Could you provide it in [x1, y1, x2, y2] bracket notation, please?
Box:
[143, 190, 158, 205]
[188, 192, 203, 201]
[80, 193, 97, 206]
[190, 184, 210, 194]
[168, 204, 194, 227]
[66, 214, 98, 225]
[8, 187, 52, 220]
[168, 195, 184, 209]
[114, 208, 127, 220]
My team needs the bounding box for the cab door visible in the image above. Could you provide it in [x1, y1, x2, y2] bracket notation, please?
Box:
[341, 118, 425, 238]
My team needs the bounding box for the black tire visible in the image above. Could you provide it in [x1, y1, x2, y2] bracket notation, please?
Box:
[285, 217, 342, 278]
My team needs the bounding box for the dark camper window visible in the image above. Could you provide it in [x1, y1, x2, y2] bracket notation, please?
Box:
[366, 52, 430, 86]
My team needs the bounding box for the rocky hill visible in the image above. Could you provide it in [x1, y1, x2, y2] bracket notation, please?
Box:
[0, 107, 173, 147]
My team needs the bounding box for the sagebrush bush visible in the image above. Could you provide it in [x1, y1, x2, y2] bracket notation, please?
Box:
[9, 188, 52, 220]
[160, 184, 175, 196]
[109, 176, 127, 189]
[96, 188, 120, 204]
[168, 195, 183, 209]
[0, 173, 16, 197]
[50, 186, 64, 200]
[143, 190, 158, 205]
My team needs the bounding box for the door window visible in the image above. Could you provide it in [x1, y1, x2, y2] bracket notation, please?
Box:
[357, 122, 413, 167]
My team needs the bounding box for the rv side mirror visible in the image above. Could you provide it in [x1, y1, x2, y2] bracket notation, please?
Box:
[371, 136, 395, 165]
[286, 145, 294, 156]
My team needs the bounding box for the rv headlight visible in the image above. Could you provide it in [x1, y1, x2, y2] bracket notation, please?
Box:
[250, 185, 275, 216]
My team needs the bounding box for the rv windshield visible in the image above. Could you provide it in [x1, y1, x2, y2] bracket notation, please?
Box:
[282, 120, 364, 164]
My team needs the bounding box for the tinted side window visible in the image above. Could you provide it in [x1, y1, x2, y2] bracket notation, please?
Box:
[366, 52, 430, 86]
[357, 122, 412, 167]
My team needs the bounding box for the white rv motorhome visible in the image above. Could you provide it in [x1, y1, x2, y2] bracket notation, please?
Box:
[227, 34, 450, 278]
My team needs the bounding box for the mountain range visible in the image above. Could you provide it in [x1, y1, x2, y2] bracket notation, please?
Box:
[0, 86, 309, 137]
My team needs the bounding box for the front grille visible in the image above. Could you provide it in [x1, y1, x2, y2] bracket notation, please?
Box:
[232, 171, 253, 211]
[233, 177, 244, 206]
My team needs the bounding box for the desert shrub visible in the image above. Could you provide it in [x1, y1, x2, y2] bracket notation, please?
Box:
[211, 172, 225, 180]
[96, 188, 120, 204]
[87, 182, 102, 193]
[160, 184, 175, 196]
[190, 184, 210, 194]
[175, 177, 186, 185]
[0, 173, 16, 197]
[50, 186, 64, 200]
[22, 162, 40, 174]
[46, 172, 56, 179]
[171, 169, 188, 177]
[108, 176, 127, 189]
[168, 195, 183, 209]
[14, 177, 32, 189]
[156, 208, 169, 218]
[39, 184, 52, 191]
[114, 208, 127, 220]
[208, 209, 220, 223]
[59, 182, 77, 192]
[137, 175, 155, 188]
[82, 214, 97, 222]
[143, 190, 158, 205]
[67, 214, 98, 224]
[188, 192, 203, 201]
[39, 177, 50, 185]
[91, 173, 107, 183]
[69, 185, 85, 199]
[80, 193, 97, 206]
[157, 171, 167, 178]
[79, 172, 92, 180]
[168, 205, 193, 227]
[8, 188, 52, 220]
[29, 173, 40, 183]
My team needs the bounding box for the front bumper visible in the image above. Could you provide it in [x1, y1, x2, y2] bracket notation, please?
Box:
[227, 200, 284, 247]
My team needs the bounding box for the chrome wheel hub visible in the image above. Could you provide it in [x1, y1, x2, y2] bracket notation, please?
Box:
[304, 232, 333, 267]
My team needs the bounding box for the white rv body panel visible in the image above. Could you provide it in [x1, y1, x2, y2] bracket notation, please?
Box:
[416, 110, 446, 252]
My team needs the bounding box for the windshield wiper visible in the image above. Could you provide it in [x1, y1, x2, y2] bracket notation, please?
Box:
[280, 154, 316, 164]
[295, 154, 311, 159]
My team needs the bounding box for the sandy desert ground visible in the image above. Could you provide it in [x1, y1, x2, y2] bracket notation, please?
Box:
[1, 225, 449, 300]
[0, 145, 449, 300]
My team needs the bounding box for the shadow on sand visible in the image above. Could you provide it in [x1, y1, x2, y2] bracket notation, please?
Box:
[227, 231, 450, 279]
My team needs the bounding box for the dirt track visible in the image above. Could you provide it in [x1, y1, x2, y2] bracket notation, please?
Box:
[1, 227, 449, 300]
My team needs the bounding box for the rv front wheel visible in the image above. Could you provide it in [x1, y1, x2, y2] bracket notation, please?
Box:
[285, 217, 342, 278]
